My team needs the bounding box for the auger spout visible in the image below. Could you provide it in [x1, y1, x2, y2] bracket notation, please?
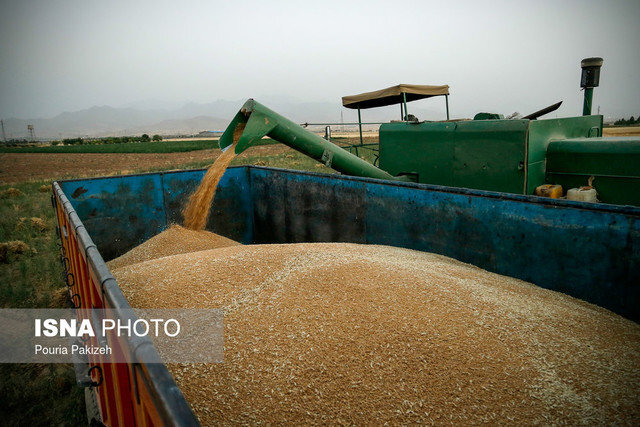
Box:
[219, 99, 410, 182]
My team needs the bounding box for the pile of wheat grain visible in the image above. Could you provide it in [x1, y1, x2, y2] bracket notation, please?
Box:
[110, 227, 640, 424]
[107, 225, 239, 270]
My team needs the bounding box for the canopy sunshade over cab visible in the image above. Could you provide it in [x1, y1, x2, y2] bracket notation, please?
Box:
[342, 84, 449, 110]
[341, 84, 451, 146]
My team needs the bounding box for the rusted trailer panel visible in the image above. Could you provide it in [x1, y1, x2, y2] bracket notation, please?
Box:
[52, 182, 198, 426]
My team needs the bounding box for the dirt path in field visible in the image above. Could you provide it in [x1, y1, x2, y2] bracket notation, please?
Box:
[0, 144, 293, 184]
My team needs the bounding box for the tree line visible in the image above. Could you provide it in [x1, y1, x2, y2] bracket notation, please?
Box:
[53, 134, 163, 146]
[613, 116, 640, 126]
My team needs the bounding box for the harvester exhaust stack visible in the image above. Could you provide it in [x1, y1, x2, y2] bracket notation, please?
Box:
[580, 57, 603, 116]
[219, 99, 410, 182]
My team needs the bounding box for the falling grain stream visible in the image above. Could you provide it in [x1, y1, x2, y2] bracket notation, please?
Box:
[183, 123, 244, 230]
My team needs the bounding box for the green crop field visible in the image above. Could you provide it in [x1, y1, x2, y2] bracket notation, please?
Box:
[0, 138, 281, 154]
[0, 139, 218, 154]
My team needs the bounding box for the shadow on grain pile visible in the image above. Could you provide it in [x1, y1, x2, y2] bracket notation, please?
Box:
[107, 226, 640, 425]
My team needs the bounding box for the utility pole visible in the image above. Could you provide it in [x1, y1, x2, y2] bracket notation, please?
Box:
[0, 119, 6, 142]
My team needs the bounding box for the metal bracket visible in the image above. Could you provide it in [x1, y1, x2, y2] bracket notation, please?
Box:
[88, 365, 104, 387]
[71, 293, 81, 309]
[321, 150, 334, 168]
[65, 272, 75, 288]
[72, 342, 92, 387]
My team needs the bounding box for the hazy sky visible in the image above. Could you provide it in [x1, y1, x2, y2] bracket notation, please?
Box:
[1, 0, 639, 120]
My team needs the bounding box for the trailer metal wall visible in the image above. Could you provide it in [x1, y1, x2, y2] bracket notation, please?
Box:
[59, 166, 640, 322]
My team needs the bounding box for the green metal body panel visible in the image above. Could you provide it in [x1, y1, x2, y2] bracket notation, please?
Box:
[379, 116, 604, 195]
[546, 137, 640, 206]
[379, 119, 528, 192]
[453, 120, 528, 193]
[379, 122, 456, 184]
[527, 115, 603, 194]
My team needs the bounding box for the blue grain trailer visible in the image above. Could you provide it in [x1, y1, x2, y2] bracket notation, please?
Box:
[53, 165, 640, 425]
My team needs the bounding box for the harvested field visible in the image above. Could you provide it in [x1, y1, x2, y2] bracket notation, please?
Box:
[0, 140, 219, 154]
[0, 149, 210, 183]
[603, 126, 640, 137]
[0, 132, 380, 185]
[112, 227, 640, 425]
[0, 144, 292, 184]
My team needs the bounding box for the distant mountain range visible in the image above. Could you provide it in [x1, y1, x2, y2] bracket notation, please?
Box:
[1, 98, 444, 140]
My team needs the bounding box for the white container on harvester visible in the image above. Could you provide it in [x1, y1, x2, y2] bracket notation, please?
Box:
[567, 187, 598, 203]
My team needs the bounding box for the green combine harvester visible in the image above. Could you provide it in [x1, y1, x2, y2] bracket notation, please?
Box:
[220, 57, 639, 207]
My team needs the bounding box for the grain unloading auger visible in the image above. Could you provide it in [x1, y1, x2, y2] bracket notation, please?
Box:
[218, 99, 413, 182]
